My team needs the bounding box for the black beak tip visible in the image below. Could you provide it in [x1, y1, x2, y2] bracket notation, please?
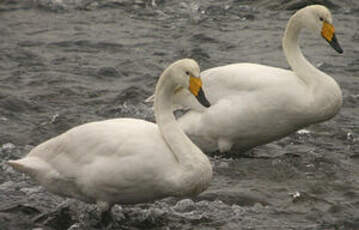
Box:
[328, 33, 343, 54]
[337, 47, 344, 54]
[202, 99, 211, 108]
[196, 88, 211, 108]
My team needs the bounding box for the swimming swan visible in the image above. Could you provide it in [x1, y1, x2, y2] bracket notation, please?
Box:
[150, 5, 344, 153]
[7, 59, 212, 220]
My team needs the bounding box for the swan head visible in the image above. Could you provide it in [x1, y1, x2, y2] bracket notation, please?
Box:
[299, 5, 343, 53]
[171, 59, 211, 108]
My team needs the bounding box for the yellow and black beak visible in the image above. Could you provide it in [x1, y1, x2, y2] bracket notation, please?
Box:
[321, 21, 343, 54]
[189, 76, 210, 108]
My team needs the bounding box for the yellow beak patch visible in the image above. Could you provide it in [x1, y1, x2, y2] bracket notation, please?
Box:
[189, 76, 202, 96]
[321, 21, 335, 42]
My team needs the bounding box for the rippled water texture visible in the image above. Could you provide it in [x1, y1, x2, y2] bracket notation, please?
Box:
[0, 0, 359, 229]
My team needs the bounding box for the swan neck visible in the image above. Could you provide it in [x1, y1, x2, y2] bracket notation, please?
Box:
[282, 12, 318, 86]
[282, 11, 342, 120]
[154, 71, 179, 148]
[154, 72, 200, 165]
[154, 67, 212, 189]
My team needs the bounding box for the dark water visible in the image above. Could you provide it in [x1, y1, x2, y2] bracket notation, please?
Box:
[0, 0, 358, 229]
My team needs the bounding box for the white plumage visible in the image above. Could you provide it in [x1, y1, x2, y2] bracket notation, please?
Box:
[8, 59, 212, 215]
[160, 5, 343, 153]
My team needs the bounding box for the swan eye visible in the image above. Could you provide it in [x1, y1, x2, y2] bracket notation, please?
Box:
[185, 71, 190, 76]
[319, 17, 324, 21]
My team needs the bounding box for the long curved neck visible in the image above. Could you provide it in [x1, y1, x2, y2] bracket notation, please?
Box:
[154, 67, 212, 191]
[283, 11, 321, 87]
[282, 11, 342, 120]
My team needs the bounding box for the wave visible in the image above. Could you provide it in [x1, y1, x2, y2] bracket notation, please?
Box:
[1, 0, 358, 13]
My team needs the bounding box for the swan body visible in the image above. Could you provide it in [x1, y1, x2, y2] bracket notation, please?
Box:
[8, 59, 212, 212]
[163, 5, 344, 153]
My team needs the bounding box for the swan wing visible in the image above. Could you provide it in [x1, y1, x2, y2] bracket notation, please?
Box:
[172, 63, 295, 112]
[9, 118, 179, 203]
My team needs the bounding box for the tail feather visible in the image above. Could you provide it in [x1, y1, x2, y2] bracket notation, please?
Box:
[7, 157, 52, 177]
[7, 159, 27, 172]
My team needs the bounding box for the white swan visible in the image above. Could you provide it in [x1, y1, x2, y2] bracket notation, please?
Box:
[7, 59, 212, 220]
[150, 5, 343, 153]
